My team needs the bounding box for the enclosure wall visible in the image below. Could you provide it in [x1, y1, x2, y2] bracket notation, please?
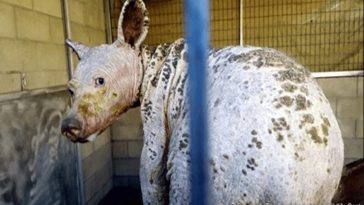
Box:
[111, 0, 363, 73]
[111, 0, 240, 47]
[111, 108, 144, 188]
[317, 77, 363, 164]
[0, 0, 68, 93]
[243, 0, 363, 72]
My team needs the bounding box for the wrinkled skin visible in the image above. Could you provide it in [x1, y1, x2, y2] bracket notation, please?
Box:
[61, 0, 344, 204]
[62, 43, 142, 142]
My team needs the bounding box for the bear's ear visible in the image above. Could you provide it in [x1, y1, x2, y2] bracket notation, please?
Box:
[114, 0, 149, 49]
[65, 39, 90, 60]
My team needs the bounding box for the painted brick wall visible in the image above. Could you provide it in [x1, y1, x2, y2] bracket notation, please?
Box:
[111, 108, 144, 188]
[0, 0, 67, 93]
[0, 0, 106, 93]
[317, 76, 364, 164]
[111, 76, 364, 188]
[81, 130, 113, 205]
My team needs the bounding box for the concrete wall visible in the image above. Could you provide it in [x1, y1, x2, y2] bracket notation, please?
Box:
[80, 131, 113, 205]
[0, 0, 106, 91]
[0, 0, 112, 205]
[0, 0, 68, 93]
[111, 108, 144, 189]
[317, 76, 364, 164]
[111, 77, 364, 188]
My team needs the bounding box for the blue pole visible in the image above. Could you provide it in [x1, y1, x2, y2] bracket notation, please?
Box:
[184, 0, 209, 205]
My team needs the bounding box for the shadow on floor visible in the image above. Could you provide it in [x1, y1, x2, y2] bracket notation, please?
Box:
[332, 158, 364, 204]
[98, 187, 143, 205]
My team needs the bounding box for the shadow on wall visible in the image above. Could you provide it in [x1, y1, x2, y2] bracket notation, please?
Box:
[0, 91, 81, 205]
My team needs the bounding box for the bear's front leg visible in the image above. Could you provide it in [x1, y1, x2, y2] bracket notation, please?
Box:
[140, 132, 169, 205]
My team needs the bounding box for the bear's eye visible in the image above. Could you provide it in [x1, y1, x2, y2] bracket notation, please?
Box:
[95, 77, 105, 86]
[68, 88, 74, 96]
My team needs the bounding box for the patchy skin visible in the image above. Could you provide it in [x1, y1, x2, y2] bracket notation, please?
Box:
[277, 133, 284, 142]
[300, 86, 309, 95]
[295, 94, 308, 111]
[321, 124, 329, 136]
[62, 0, 344, 204]
[281, 82, 298, 92]
[302, 114, 315, 124]
[321, 115, 331, 127]
[308, 127, 322, 144]
[279, 96, 294, 107]
[78, 88, 107, 117]
[252, 137, 263, 149]
[307, 125, 328, 146]
[299, 113, 315, 129]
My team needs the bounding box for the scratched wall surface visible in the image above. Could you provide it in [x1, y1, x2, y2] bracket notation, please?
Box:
[0, 91, 81, 205]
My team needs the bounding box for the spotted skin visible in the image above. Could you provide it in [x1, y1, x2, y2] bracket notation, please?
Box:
[63, 0, 344, 204]
[136, 41, 343, 205]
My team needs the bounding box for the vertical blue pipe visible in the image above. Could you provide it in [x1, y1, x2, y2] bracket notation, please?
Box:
[184, 0, 209, 205]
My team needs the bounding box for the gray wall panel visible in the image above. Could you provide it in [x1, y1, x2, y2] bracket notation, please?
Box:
[0, 90, 81, 205]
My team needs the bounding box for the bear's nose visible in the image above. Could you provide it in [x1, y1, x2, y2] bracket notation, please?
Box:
[61, 117, 83, 142]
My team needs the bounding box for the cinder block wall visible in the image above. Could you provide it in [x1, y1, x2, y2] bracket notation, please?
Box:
[317, 76, 364, 164]
[81, 131, 113, 205]
[0, 0, 68, 93]
[111, 108, 144, 188]
[111, 76, 364, 188]
[0, 0, 112, 205]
